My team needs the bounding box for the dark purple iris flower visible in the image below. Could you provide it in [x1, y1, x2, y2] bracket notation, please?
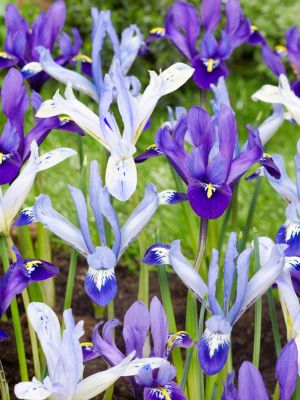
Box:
[0, 68, 83, 185]
[222, 340, 298, 400]
[260, 26, 300, 97]
[1, 1, 82, 91]
[81, 297, 191, 399]
[137, 104, 262, 220]
[0, 247, 59, 320]
[149, 0, 262, 90]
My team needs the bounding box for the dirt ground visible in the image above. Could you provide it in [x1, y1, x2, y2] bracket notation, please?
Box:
[1, 250, 286, 399]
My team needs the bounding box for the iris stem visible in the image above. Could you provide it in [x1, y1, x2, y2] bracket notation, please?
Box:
[239, 177, 262, 251]
[267, 288, 282, 357]
[194, 218, 208, 273]
[0, 236, 28, 381]
[21, 289, 41, 380]
[252, 234, 262, 368]
[63, 249, 78, 311]
[198, 296, 208, 400]
[157, 264, 184, 383]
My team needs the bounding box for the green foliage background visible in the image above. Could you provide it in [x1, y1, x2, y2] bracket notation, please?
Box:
[0, 0, 299, 262]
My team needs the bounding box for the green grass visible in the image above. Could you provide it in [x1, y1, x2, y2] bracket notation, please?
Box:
[0, 0, 300, 262]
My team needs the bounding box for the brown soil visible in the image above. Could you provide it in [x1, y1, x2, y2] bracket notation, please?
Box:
[1, 250, 286, 399]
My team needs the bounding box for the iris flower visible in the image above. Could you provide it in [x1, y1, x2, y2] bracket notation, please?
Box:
[137, 87, 262, 219]
[261, 140, 300, 257]
[22, 8, 143, 102]
[0, 247, 58, 318]
[252, 74, 300, 125]
[1, 1, 81, 91]
[0, 140, 75, 236]
[14, 302, 164, 400]
[81, 297, 191, 399]
[0, 68, 82, 185]
[36, 60, 194, 201]
[143, 232, 285, 374]
[151, 0, 260, 90]
[222, 340, 298, 400]
[15, 160, 181, 306]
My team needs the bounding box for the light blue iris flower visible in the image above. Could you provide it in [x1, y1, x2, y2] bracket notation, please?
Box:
[143, 232, 285, 375]
[15, 160, 184, 306]
[22, 9, 143, 102]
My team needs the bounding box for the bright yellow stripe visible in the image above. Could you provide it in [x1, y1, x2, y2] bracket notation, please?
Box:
[80, 342, 93, 347]
[0, 51, 12, 59]
[156, 387, 172, 400]
[149, 27, 165, 35]
[167, 330, 188, 351]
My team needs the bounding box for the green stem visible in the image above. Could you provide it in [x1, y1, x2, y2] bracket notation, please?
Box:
[292, 377, 300, 400]
[273, 382, 280, 400]
[267, 288, 282, 357]
[0, 236, 28, 381]
[252, 234, 262, 368]
[239, 178, 262, 251]
[158, 265, 184, 383]
[231, 183, 239, 230]
[63, 249, 78, 311]
[0, 361, 10, 400]
[195, 218, 208, 272]
[22, 290, 41, 380]
[198, 296, 207, 400]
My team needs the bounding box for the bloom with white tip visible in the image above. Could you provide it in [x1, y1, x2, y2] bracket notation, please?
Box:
[14, 302, 164, 400]
[143, 232, 285, 375]
[36, 61, 194, 201]
[0, 140, 76, 235]
[252, 74, 300, 125]
[14, 161, 184, 306]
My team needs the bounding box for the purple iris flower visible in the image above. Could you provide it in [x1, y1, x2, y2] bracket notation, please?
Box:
[143, 232, 285, 375]
[222, 340, 298, 400]
[0, 247, 58, 319]
[155, 0, 262, 90]
[1, 1, 81, 91]
[137, 77, 280, 219]
[0, 68, 82, 185]
[81, 297, 191, 399]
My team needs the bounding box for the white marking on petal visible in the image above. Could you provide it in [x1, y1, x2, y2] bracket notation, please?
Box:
[203, 328, 230, 359]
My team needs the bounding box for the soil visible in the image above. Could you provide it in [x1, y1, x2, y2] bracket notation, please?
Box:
[1, 250, 286, 399]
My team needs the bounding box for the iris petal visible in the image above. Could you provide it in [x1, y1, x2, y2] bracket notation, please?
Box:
[85, 267, 117, 306]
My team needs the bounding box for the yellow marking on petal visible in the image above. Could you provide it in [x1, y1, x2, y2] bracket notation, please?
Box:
[81, 342, 94, 348]
[262, 152, 272, 159]
[156, 387, 172, 400]
[72, 54, 92, 64]
[25, 260, 42, 270]
[150, 27, 165, 35]
[275, 45, 287, 55]
[59, 115, 73, 122]
[147, 144, 157, 150]
[206, 58, 215, 73]
[0, 153, 3, 165]
[167, 330, 188, 352]
[251, 25, 258, 31]
[0, 51, 12, 59]
[206, 183, 214, 199]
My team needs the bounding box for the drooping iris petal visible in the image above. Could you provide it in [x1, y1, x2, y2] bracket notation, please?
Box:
[166, 331, 192, 357]
[85, 267, 117, 306]
[158, 190, 188, 205]
[105, 154, 137, 202]
[187, 181, 232, 220]
[144, 381, 185, 400]
[192, 55, 228, 90]
[13, 207, 36, 226]
[14, 377, 52, 400]
[23, 258, 59, 281]
[198, 316, 231, 375]
[238, 362, 268, 400]
[142, 244, 171, 265]
[81, 342, 100, 362]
